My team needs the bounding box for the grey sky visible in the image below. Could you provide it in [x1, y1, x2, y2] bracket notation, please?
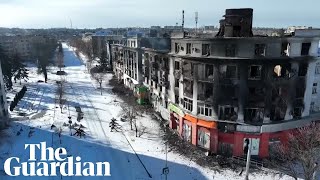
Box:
[0, 0, 319, 29]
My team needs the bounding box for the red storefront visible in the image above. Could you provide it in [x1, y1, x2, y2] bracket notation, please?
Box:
[168, 104, 293, 158]
[169, 104, 218, 152]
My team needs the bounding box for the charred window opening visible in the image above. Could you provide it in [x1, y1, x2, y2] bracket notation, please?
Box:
[175, 78, 179, 88]
[233, 26, 241, 37]
[174, 61, 180, 70]
[248, 65, 262, 80]
[183, 80, 193, 98]
[175, 43, 180, 53]
[298, 63, 308, 76]
[202, 44, 210, 56]
[312, 83, 317, 94]
[183, 62, 193, 79]
[244, 108, 264, 123]
[186, 43, 191, 54]
[174, 95, 179, 104]
[254, 44, 266, 56]
[296, 86, 305, 99]
[293, 107, 303, 119]
[281, 42, 289, 56]
[270, 87, 287, 121]
[220, 65, 237, 79]
[225, 44, 236, 57]
[206, 64, 214, 77]
[198, 82, 213, 101]
[315, 64, 320, 75]
[183, 97, 193, 112]
[218, 105, 238, 121]
[301, 42, 311, 56]
[218, 123, 236, 133]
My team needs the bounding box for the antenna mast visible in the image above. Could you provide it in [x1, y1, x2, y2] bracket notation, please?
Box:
[182, 10, 184, 32]
[195, 12, 198, 33]
[70, 18, 73, 29]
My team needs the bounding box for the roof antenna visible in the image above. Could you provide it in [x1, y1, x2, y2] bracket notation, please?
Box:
[70, 18, 73, 29]
[182, 10, 184, 32]
[195, 11, 198, 33]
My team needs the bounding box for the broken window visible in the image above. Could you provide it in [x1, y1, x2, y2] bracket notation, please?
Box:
[225, 44, 236, 57]
[233, 26, 241, 37]
[312, 83, 317, 94]
[298, 63, 308, 76]
[202, 44, 210, 56]
[174, 61, 180, 70]
[293, 107, 303, 119]
[197, 102, 213, 117]
[254, 44, 266, 56]
[183, 80, 193, 97]
[175, 78, 179, 88]
[220, 65, 237, 79]
[281, 42, 289, 56]
[183, 97, 193, 112]
[182, 62, 193, 79]
[248, 65, 262, 80]
[192, 44, 200, 53]
[175, 95, 179, 104]
[218, 105, 238, 121]
[301, 42, 311, 56]
[296, 86, 305, 98]
[175, 43, 180, 53]
[197, 82, 213, 101]
[244, 108, 264, 123]
[186, 43, 192, 54]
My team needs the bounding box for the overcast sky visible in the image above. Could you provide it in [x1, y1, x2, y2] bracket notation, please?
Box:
[0, 0, 319, 29]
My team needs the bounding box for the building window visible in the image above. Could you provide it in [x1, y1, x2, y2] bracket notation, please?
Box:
[310, 102, 315, 113]
[186, 43, 192, 54]
[198, 129, 210, 149]
[220, 65, 237, 79]
[183, 123, 192, 142]
[225, 44, 236, 57]
[175, 79, 179, 88]
[301, 42, 311, 56]
[298, 63, 308, 76]
[175, 43, 180, 53]
[312, 83, 317, 94]
[218, 105, 238, 121]
[254, 44, 266, 56]
[202, 44, 210, 56]
[183, 97, 193, 112]
[174, 61, 180, 70]
[315, 64, 320, 75]
[244, 108, 264, 123]
[248, 65, 262, 80]
[197, 103, 213, 117]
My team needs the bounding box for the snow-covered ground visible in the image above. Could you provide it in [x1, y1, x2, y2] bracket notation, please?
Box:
[0, 44, 294, 180]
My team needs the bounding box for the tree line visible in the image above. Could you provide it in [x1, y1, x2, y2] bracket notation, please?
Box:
[0, 39, 58, 89]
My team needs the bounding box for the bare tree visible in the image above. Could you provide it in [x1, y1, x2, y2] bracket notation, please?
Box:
[121, 106, 136, 130]
[92, 73, 105, 95]
[270, 122, 320, 180]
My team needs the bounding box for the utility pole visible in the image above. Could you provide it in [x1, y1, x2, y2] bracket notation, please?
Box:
[245, 139, 252, 180]
[182, 10, 184, 32]
[162, 142, 169, 180]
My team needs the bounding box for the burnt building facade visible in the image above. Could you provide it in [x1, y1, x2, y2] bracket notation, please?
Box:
[111, 8, 320, 158]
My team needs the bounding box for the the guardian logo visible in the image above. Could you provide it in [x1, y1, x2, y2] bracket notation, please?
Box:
[3, 142, 111, 177]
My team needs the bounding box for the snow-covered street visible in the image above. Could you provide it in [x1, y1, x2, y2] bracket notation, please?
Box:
[0, 44, 293, 180]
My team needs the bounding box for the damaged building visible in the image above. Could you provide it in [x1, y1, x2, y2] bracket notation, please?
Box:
[111, 8, 320, 158]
